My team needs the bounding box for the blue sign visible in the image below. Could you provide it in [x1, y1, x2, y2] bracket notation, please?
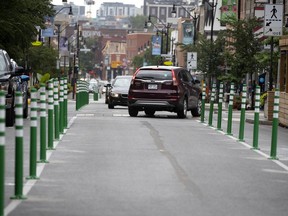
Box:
[152, 35, 162, 56]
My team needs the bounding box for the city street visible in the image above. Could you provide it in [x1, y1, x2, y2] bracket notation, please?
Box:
[3, 95, 288, 216]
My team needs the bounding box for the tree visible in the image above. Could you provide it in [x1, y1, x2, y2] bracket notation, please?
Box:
[0, 0, 54, 59]
[222, 15, 263, 85]
[129, 15, 148, 30]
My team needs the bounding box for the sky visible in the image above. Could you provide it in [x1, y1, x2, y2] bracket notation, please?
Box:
[52, 0, 144, 17]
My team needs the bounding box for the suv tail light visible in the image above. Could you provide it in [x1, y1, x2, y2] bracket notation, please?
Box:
[172, 69, 178, 86]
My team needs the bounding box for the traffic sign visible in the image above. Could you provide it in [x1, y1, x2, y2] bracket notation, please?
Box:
[264, 4, 283, 36]
[187, 52, 197, 70]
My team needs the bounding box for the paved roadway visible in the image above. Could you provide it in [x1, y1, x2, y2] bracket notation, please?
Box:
[3, 94, 288, 216]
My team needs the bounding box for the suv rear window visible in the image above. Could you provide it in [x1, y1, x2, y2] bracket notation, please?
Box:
[135, 70, 172, 81]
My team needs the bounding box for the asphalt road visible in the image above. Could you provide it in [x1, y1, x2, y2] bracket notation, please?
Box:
[3, 94, 288, 216]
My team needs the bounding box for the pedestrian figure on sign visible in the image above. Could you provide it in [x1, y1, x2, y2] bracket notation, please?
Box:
[271, 6, 277, 19]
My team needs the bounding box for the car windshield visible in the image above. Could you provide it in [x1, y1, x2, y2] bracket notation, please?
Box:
[113, 77, 131, 87]
[0, 54, 6, 74]
[135, 70, 172, 80]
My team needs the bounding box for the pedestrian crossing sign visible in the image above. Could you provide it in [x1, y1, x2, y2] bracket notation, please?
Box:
[187, 52, 197, 70]
[264, 4, 283, 36]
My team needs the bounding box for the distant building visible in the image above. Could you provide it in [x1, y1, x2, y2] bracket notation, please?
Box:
[97, 2, 140, 18]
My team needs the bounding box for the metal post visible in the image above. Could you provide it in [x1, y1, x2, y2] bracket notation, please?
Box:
[270, 89, 279, 160]
[11, 92, 27, 200]
[217, 82, 223, 130]
[252, 86, 260, 150]
[201, 83, 206, 123]
[47, 80, 55, 150]
[0, 91, 5, 215]
[39, 84, 48, 163]
[26, 88, 39, 179]
[238, 84, 247, 141]
[208, 83, 216, 126]
[226, 82, 234, 135]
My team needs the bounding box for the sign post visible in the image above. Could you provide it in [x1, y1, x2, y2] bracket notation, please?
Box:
[264, 4, 283, 37]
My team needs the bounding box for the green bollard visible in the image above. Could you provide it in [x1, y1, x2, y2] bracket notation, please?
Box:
[226, 82, 234, 136]
[201, 83, 206, 123]
[26, 88, 39, 179]
[38, 84, 48, 163]
[217, 82, 223, 130]
[238, 84, 247, 141]
[252, 86, 260, 150]
[270, 89, 280, 160]
[0, 91, 5, 215]
[64, 78, 68, 129]
[11, 92, 27, 200]
[47, 80, 55, 150]
[59, 78, 64, 134]
[76, 80, 79, 111]
[208, 83, 216, 126]
[54, 79, 60, 140]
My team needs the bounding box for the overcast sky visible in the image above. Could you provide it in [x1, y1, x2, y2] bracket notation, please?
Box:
[52, 0, 143, 17]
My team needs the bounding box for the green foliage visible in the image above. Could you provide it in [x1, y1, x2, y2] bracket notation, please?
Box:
[39, 73, 51, 84]
[129, 15, 147, 30]
[28, 46, 58, 73]
[0, 0, 55, 59]
[260, 92, 267, 108]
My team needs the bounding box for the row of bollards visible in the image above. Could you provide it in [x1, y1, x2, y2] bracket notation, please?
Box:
[202, 82, 280, 160]
[0, 77, 71, 216]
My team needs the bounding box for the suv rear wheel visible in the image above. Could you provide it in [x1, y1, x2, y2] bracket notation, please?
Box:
[128, 107, 138, 117]
[177, 98, 187, 118]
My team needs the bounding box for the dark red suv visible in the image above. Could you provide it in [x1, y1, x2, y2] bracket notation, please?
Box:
[128, 66, 202, 118]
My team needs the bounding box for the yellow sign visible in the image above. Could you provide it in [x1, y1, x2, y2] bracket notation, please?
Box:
[111, 61, 122, 68]
[31, 41, 42, 46]
[163, 61, 173, 66]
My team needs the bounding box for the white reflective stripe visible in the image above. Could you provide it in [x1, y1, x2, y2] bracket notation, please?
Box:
[229, 100, 233, 105]
[256, 95, 260, 100]
[0, 137, 5, 145]
[274, 98, 279, 104]
[48, 104, 54, 110]
[274, 106, 279, 111]
[255, 107, 259, 113]
[16, 129, 23, 137]
[229, 95, 233, 100]
[243, 86, 247, 92]
[241, 104, 245, 109]
[0, 109, 4, 118]
[31, 111, 37, 118]
[275, 91, 280, 97]
[16, 96, 22, 104]
[48, 97, 54, 103]
[16, 118, 23, 126]
[40, 103, 46, 109]
[64, 95, 67, 99]
[242, 92, 246, 97]
[31, 101, 37, 108]
[0, 96, 5, 104]
[54, 101, 59, 105]
[31, 120, 37, 127]
[0, 122, 5, 132]
[255, 101, 260, 107]
[31, 92, 37, 99]
[241, 98, 246, 103]
[40, 111, 46, 117]
[219, 98, 223, 103]
[48, 90, 53, 95]
[59, 98, 63, 102]
[273, 113, 279, 118]
[15, 107, 22, 115]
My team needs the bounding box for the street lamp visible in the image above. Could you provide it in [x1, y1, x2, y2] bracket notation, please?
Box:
[147, 15, 172, 54]
[54, 5, 73, 16]
[171, 4, 199, 45]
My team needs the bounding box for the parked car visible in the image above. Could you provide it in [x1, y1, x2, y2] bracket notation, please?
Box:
[107, 75, 132, 109]
[0, 49, 29, 126]
[88, 78, 99, 93]
[127, 65, 202, 118]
